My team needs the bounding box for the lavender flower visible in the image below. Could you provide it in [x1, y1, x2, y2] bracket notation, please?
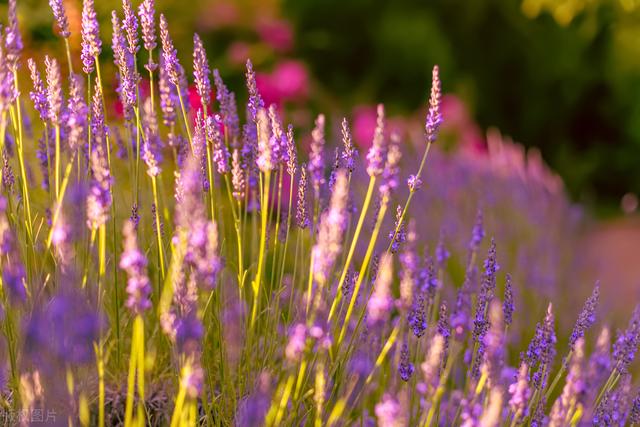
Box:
[368, 253, 393, 325]
[398, 342, 414, 381]
[66, 74, 88, 152]
[159, 14, 181, 87]
[503, 274, 515, 328]
[472, 239, 499, 345]
[138, 0, 156, 52]
[206, 114, 230, 174]
[421, 333, 445, 391]
[5, 0, 22, 69]
[231, 149, 245, 200]
[256, 108, 274, 172]
[508, 363, 531, 420]
[549, 338, 585, 427]
[193, 34, 211, 108]
[24, 289, 101, 367]
[613, 306, 640, 374]
[213, 69, 240, 145]
[2, 151, 14, 192]
[425, 65, 443, 143]
[159, 55, 177, 127]
[86, 142, 112, 230]
[286, 124, 297, 176]
[468, 209, 485, 253]
[389, 205, 406, 253]
[120, 220, 152, 314]
[122, 0, 139, 55]
[44, 56, 62, 126]
[49, 0, 70, 38]
[312, 170, 348, 285]
[245, 59, 264, 122]
[268, 104, 285, 165]
[308, 114, 326, 196]
[177, 156, 223, 289]
[407, 174, 422, 192]
[296, 166, 310, 229]
[366, 104, 386, 177]
[27, 58, 49, 122]
[569, 282, 599, 348]
[81, 0, 101, 74]
[379, 133, 402, 198]
[375, 394, 403, 427]
[341, 118, 357, 173]
[285, 323, 306, 362]
[112, 11, 138, 118]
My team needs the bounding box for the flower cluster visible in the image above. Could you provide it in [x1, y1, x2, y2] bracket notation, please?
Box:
[0, 2, 629, 426]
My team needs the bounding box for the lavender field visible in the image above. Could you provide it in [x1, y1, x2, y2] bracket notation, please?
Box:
[0, 0, 637, 426]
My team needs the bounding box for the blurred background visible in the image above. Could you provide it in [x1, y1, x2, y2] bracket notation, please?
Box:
[4, 0, 640, 322]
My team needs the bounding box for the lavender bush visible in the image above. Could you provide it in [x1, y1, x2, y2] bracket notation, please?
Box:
[0, 1, 635, 426]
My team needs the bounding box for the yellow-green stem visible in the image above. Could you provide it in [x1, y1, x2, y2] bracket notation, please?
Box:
[251, 170, 271, 328]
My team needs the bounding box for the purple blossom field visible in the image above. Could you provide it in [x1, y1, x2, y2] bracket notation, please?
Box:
[0, 0, 636, 426]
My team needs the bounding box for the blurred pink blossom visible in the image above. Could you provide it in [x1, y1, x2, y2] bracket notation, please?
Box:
[440, 94, 484, 152]
[257, 18, 294, 53]
[227, 42, 252, 66]
[352, 105, 377, 149]
[198, 1, 239, 30]
[256, 60, 309, 105]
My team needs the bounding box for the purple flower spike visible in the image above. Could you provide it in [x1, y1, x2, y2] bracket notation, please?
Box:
[256, 108, 274, 173]
[286, 125, 297, 177]
[308, 114, 326, 196]
[285, 323, 307, 362]
[193, 33, 211, 109]
[44, 56, 62, 126]
[27, 59, 49, 122]
[508, 363, 531, 420]
[112, 11, 137, 118]
[341, 118, 357, 173]
[375, 395, 403, 427]
[67, 73, 88, 152]
[245, 59, 264, 123]
[379, 133, 401, 198]
[49, 0, 70, 38]
[81, 0, 101, 74]
[120, 220, 152, 314]
[569, 282, 599, 348]
[368, 253, 394, 325]
[503, 274, 515, 328]
[468, 208, 485, 253]
[138, 0, 156, 52]
[213, 69, 240, 145]
[206, 114, 230, 174]
[366, 104, 386, 177]
[296, 166, 309, 229]
[312, 170, 348, 285]
[6, 0, 23, 68]
[122, 0, 139, 55]
[425, 65, 443, 143]
[231, 149, 245, 201]
[160, 14, 181, 87]
[398, 342, 414, 381]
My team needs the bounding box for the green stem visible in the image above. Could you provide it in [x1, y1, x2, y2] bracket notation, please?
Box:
[251, 171, 271, 328]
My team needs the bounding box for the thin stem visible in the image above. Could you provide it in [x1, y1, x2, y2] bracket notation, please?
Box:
[151, 176, 166, 280]
[251, 170, 271, 328]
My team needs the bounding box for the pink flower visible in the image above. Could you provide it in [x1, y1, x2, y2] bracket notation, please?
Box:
[352, 105, 378, 149]
[256, 60, 309, 105]
[227, 42, 251, 66]
[257, 18, 294, 52]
